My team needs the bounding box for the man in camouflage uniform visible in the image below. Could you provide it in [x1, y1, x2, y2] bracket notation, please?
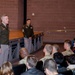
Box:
[0, 15, 9, 66]
[22, 19, 34, 53]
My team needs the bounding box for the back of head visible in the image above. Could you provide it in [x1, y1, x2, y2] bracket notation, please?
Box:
[53, 52, 64, 64]
[53, 44, 60, 52]
[19, 48, 29, 59]
[27, 55, 38, 68]
[44, 44, 53, 54]
[0, 62, 14, 75]
[64, 40, 72, 48]
[44, 59, 57, 73]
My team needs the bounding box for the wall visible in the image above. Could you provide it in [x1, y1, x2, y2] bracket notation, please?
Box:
[0, 0, 24, 29]
[27, 0, 75, 42]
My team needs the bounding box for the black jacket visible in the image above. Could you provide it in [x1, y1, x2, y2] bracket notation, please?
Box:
[0, 23, 9, 45]
[21, 68, 44, 75]
[22, 25, 34, 38]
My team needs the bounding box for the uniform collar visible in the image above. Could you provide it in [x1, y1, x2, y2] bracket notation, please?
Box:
[1, 23, 8, 29]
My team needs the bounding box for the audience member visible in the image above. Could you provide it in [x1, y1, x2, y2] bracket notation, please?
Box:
[40, 44, 53, 63]
[52, 44, 60, 57]
[44, 59, 60, 75]
[62, 40, 74, 56]
[0, 62, 14, 75]
[53, 52, 68, 73]
[21, 55, 44, 75]
[19, 48, 29, 64]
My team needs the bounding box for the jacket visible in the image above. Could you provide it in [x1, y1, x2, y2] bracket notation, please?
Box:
[21, 68, 45, 75]
[22, 25, 34, 38]
[0, 23, 9, 45]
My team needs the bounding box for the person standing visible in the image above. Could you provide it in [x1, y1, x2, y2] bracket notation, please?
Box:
[22, 19, 34, 53]
[0, 15, 9, 66]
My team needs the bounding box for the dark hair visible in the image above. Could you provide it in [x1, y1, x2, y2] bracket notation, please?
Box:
[26, 19, 31, 21]
[53, 52, 64, 64]
[27, 55, 38, 67]
[19, 48, 29, 59]
[53, 52, 68, 67]
[44, 59, 57, 72]
[64, 40, 72, 47]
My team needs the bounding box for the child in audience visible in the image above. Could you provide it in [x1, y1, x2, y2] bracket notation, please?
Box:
[62, 40, 74, 56]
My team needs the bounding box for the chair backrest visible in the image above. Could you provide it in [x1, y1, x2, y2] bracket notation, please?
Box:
[13, 64, 26, 75]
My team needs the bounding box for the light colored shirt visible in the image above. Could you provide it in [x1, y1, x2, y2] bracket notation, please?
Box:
[67, 65, 75, 70]
[19, 56, 27, 64]
[62, 49, 74, 56]
[40, 55, 53, 63]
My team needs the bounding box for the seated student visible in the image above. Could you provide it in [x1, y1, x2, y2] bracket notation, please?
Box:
[0, 62, 14, 75]
[21, 55, 45, 75]
[40, 44, 53, 63]
[44, 59, 61, 75]
[52, 44, 60, 57]
[62, 40, 74, 56]
[53, 52, 68, 73]
[19, 48, 29, 64]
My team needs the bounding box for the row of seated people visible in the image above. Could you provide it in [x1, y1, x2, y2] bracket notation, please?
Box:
[0, 39, 75, 75]
[18, 39, 75, 75]
[0, 55, 74, 75]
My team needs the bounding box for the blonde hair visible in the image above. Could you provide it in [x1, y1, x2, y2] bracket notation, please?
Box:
[44, 44, 53, 53]
[0, 62, 14, 75]
[1, 14, 8, 20]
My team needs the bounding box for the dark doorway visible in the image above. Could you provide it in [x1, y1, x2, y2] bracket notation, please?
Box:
[23, 0, 27, 24]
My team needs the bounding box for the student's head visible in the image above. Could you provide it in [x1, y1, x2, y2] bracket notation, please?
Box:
[19, 48, 29, 59]
[26, 55, 38, 69]
[64, 40, 72, 50]
[43, 44, 53, 55]
[53, 52, 64, 64]
[44, 59, 57, 75]
[0, 62, 14, 75]
[1, 15, 9, 25]
[26, 19, 31, 25]
[52, 44, 60, 54]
